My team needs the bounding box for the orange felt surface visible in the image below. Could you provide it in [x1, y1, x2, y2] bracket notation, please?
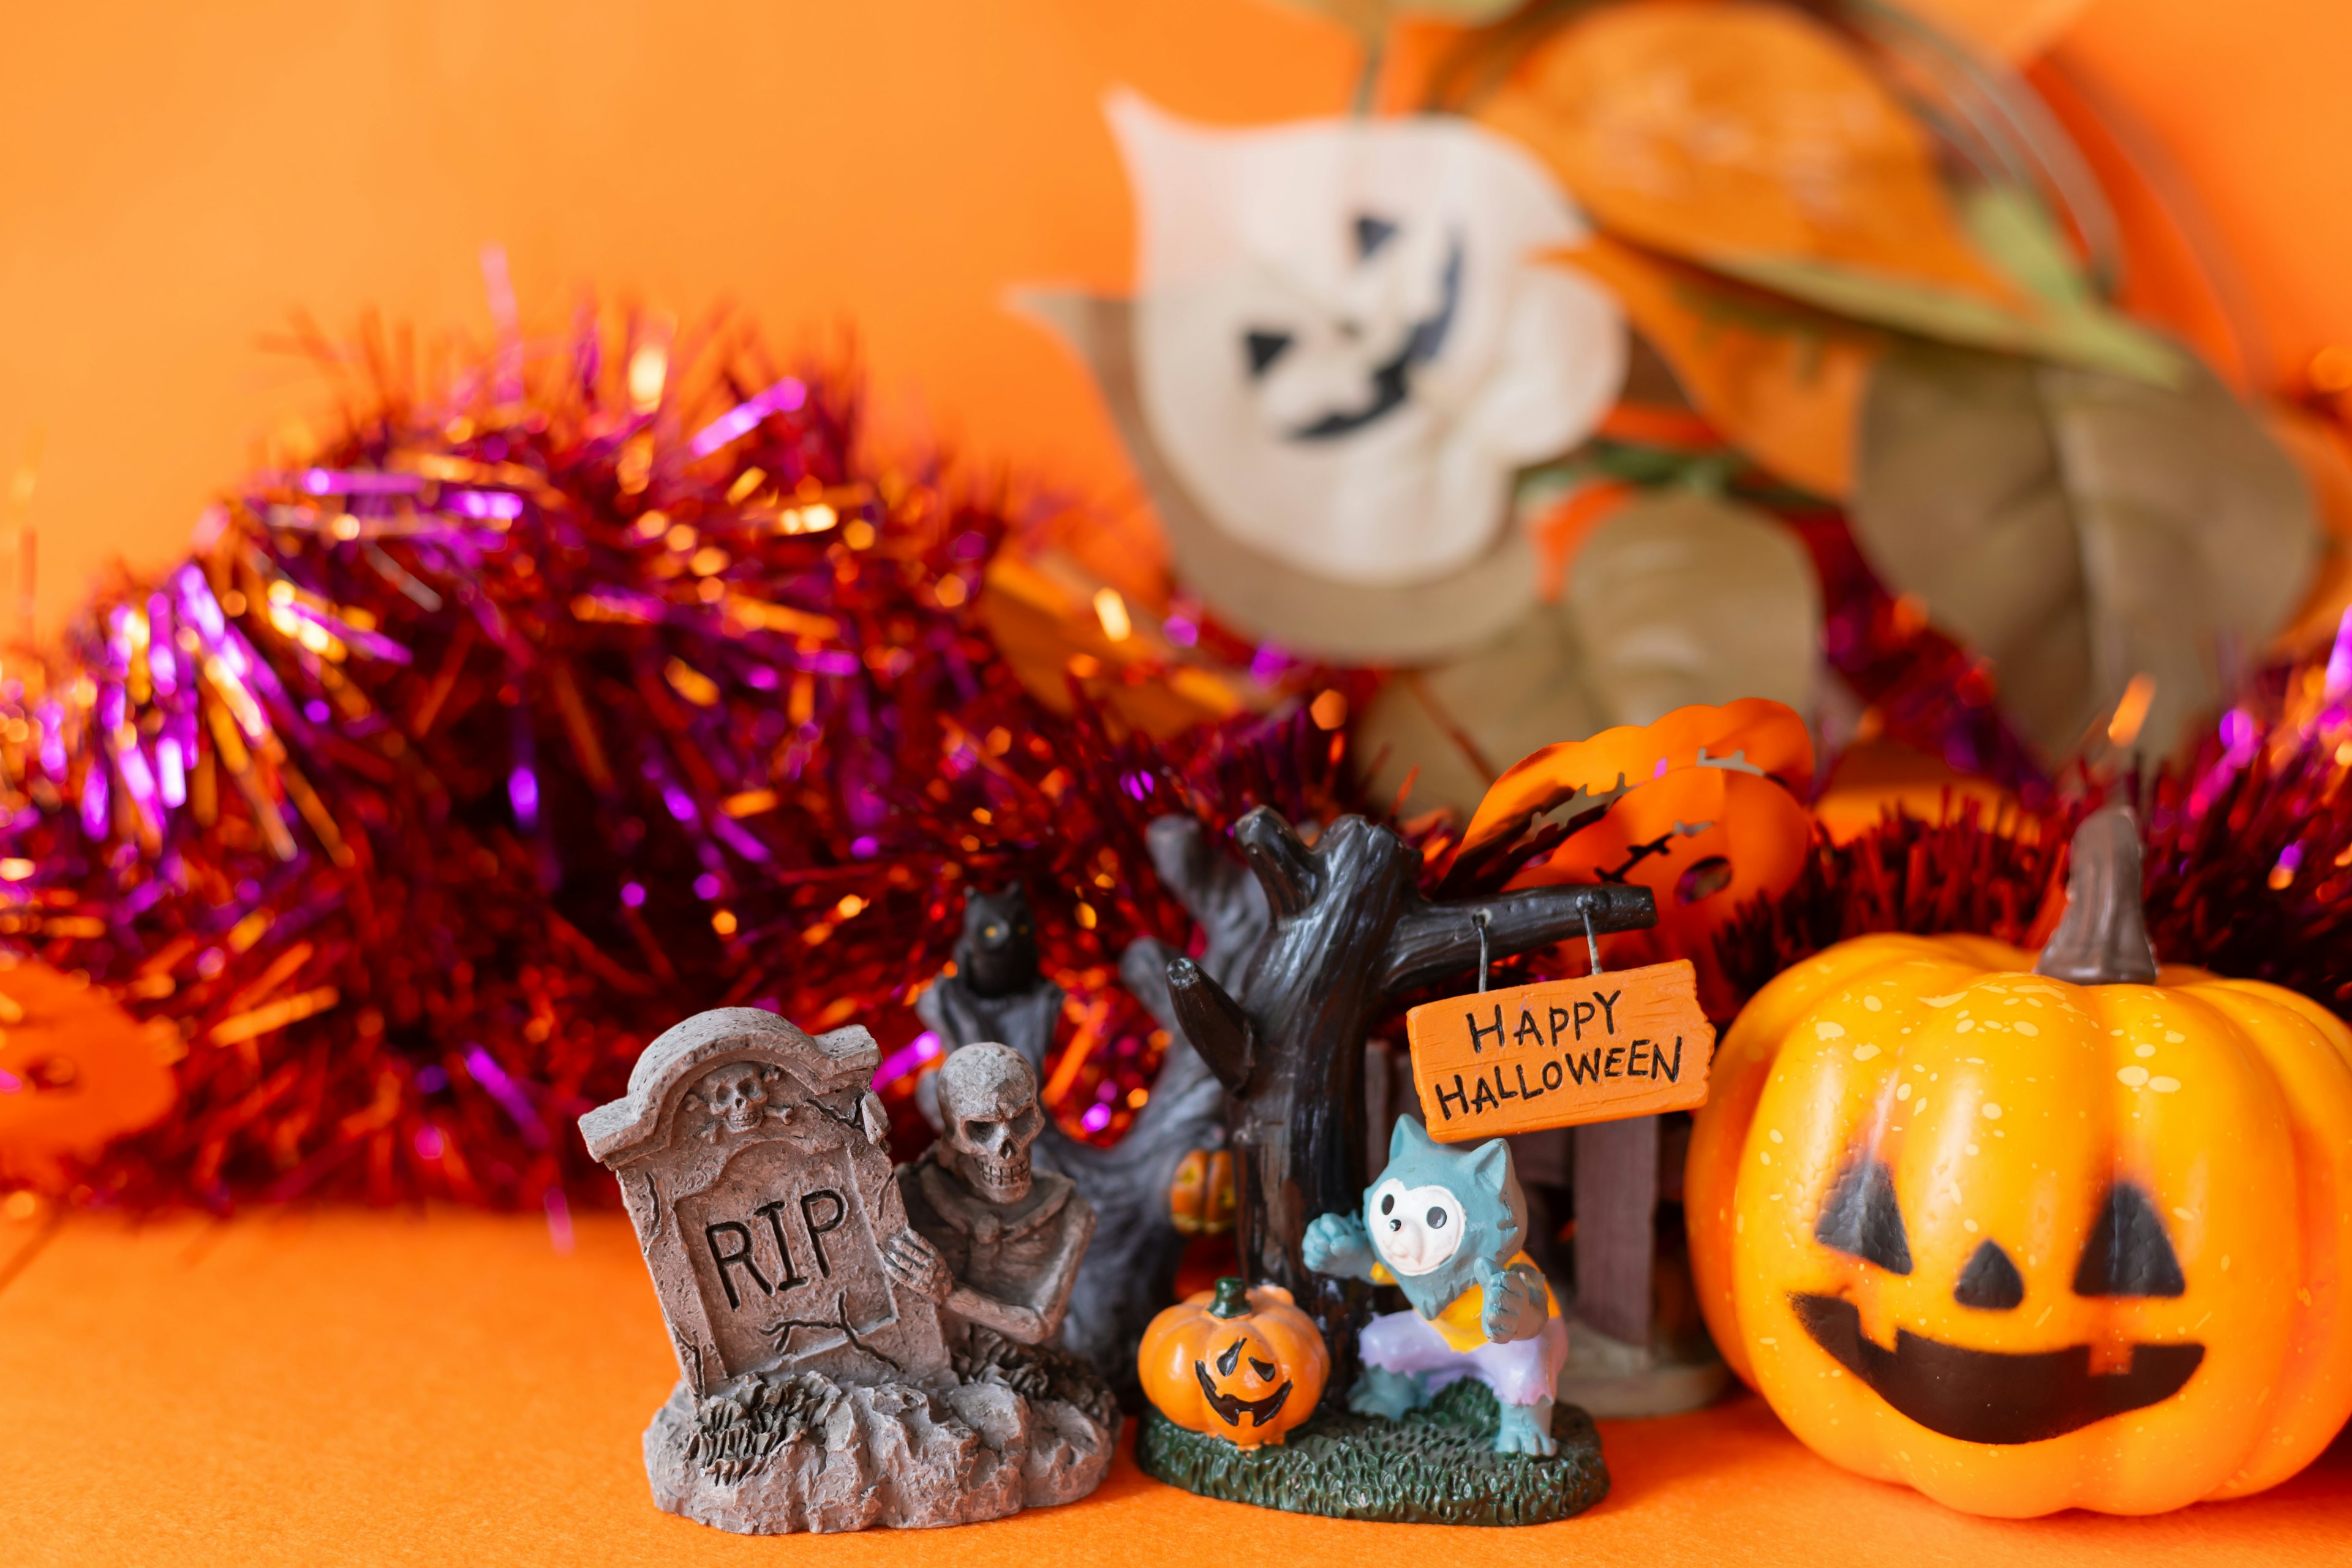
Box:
[1, 1209, 2346, 1566]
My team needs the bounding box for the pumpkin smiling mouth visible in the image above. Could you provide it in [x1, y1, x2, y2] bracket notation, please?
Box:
[1193, 1360, 1295, 1429]
[1790, 1294, 2206, 1446]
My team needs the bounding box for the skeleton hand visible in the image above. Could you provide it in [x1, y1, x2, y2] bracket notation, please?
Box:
[883, 1229, 952, 1302]
[1302, 1212, 1377, 1281]
[1477, 1258, 1550, 1344]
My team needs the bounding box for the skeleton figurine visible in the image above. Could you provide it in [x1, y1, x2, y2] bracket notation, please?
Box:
[885, 1042, 1095, 1349]
[914, 843, 1257, 1391]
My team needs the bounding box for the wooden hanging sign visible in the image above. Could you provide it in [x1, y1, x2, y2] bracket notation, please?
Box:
[1404, 960, 1715, 1143]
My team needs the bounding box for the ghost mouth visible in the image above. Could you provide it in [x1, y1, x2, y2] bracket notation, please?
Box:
[1193, 1360, 1294, 1429]
[1282, 236, 1463, 443]
[1790, 1293, 2205, 1446]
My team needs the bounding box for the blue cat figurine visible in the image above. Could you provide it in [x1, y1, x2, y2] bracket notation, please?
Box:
[1303, 1116, 1567, 1455]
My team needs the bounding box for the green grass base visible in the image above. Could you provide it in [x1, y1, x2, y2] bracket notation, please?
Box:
[1134, 1379, 1610, 1527]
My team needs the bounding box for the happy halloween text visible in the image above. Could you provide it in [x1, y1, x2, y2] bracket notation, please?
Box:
[1403, 960, 1714, 1140]
[1430, 993, 1684, 1122]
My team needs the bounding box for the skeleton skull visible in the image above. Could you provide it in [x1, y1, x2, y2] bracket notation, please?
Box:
[934, 1042, 1046, 1204]
[697, 1062, 771, 1133]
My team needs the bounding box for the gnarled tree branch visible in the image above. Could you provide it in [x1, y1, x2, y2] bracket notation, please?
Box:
[1167, 957, 1256, 1095]
[1382, 883, 1656, 997]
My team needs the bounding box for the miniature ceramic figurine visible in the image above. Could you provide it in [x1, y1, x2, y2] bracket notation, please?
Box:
[1303, 1117, 1568, 1454]
[579, 1008, 1117, 1535]
[1163, 805, 1651, 1389]
[1131, 805, 1636, 1524]
[885, 1042, 1094, 1352]
[1138, 1276, 1327, 1450]
[916, 825, 1252, 1392]
[914, 888, 1063, 1105]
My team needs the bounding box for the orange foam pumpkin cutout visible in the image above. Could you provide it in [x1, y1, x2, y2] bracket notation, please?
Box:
[1477, 1, 2021, 305]
[0, 955, 181, 1191]
[1139, 1277, 1328, 1450]
[1686, 807, 2352, 1515]
[1460, 700, 1814, 1006]
[1557, 238, 1883, 501]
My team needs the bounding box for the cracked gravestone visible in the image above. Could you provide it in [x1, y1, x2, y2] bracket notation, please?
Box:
[580, 1007, 1115, 1534]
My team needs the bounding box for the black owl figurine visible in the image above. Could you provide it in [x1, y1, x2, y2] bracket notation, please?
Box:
[918, 887, 1063, 1068]
[956, 885, 1043, 1001]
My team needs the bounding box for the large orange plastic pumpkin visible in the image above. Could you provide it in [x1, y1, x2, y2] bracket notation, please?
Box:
[1139, 1277, 1328, 1450]
[1687, 807, 2352, 1515]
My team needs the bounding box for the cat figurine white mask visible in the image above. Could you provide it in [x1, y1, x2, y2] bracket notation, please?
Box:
[1110, 91, 1624, 590]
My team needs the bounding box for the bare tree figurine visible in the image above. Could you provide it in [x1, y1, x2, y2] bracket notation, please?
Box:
[1166, 806, 1654, 1396]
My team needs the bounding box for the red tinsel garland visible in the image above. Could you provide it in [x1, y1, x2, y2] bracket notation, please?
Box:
[0, 311, 1354, 1213]
[1720, 641, 2352, 1017]
[7, 306, 2346, 1219]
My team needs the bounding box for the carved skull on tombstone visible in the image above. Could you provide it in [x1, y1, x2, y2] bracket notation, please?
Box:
[690, 1061, 777, 1137]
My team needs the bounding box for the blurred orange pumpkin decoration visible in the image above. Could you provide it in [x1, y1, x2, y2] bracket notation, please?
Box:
[0, 954, 181, 1191]
[1460, 699, 1815, 1013]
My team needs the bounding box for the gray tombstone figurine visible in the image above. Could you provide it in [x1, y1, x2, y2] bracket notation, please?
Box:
[580, 1008, 1118, 1535]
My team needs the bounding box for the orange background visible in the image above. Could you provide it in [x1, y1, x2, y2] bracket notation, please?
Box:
[4, 0, 2351, 639]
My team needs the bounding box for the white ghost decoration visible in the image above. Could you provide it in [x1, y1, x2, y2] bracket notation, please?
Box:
[1110, 91, 1625, 590]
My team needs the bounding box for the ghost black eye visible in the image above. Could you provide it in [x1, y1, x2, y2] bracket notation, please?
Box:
[1379, 1193, 1394, 1215]
[1243, 330, 1293, 379]
[1427, 1208, 1448, 1229]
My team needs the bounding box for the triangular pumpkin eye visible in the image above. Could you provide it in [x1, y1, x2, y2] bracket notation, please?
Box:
[2072, 1184, 2187, 1298]
[1814, 1157, 1913, 1275]
[1216, 1338, 1245, 1377]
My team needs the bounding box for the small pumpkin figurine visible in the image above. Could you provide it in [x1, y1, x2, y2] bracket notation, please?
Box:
[1139, 1276, 1328, 1450]
[1687, 804, 2352, 1516]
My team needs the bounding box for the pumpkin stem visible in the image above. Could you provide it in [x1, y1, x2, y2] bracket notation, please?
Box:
[2033, 802, 2158, 986]
[1209, 1276, 1252, 1319]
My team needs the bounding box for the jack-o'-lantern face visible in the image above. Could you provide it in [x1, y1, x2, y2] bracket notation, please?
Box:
[1138, 1278, 1330, 1450]
[1691, 810, 2352, 1515]
[1692, 928, 2352, 1515]
[1194, 1329, 1297, 1431]
[1791, 1155, 2203, 1445]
